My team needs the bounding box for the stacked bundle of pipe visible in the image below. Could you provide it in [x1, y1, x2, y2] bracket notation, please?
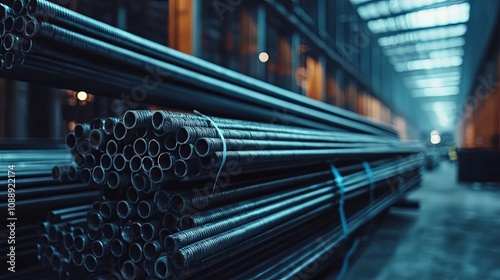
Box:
[34, 110, 423, 279]
[0, 0, 398, 137]
[0, 140, 100, 280]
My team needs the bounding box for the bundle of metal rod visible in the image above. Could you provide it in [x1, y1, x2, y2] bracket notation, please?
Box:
[0, 141, 101, 279]
[57, 110, 419, 187]
[31, 110, 423, 279]
[35, 205, 96, 280]
[185, 174, 422, 280]
[0, 0, 398, 137]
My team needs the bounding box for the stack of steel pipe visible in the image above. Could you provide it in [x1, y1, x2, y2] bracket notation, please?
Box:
[31, 110, 423, 279]
[0, 141, 100, 280]
[0, 0, 398, 137]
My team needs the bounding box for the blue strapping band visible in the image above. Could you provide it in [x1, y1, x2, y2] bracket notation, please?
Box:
[330, 164, 349, 236]
[336, 239, 360, 280]
[362, 161, 375, 203]
[194, 110, 227, 193]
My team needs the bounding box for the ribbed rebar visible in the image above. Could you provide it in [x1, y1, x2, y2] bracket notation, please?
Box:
[181, 180, 332, 229]
[25, 91, 420, 278]
[170, 170, 329, 213]
[173, 194, 335, 269]
[123, 110, 155, 129]
[166, 185, 332, 253]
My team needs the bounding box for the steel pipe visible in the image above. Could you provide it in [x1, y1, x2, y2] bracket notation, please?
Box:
[91, 239, 110, 258]
[112, 153, 128, 172]
[121, 260, 144, 280]
[143, 241, 162, 261]
[140, 221, 160, 242]
[106, 171, 129, 190]
[133, 138, 148, 156]
[154, 254, 170, 280]
[110, 238, 126, 258]
[128, 242, 144, 263]
[117, 200, 137, 219]
[137, 200, 157, 219]
[103, 117, 120, 135]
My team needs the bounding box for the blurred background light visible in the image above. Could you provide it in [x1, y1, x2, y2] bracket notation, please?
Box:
[259, 52, 269, 63]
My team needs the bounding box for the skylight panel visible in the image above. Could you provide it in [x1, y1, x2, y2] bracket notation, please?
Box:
[407, 76, 461, 88]
[412, 86, 460, 97]
[367, 3, 470, 33]
[378, 25, 467, 47]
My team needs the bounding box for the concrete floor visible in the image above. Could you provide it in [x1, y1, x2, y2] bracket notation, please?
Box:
[345, 162, 500, 280]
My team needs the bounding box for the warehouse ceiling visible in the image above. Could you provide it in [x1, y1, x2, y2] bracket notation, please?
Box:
[350, 0, 471, 133]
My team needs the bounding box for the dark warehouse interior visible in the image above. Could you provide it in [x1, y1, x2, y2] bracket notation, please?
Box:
[0, 0, 499, 279]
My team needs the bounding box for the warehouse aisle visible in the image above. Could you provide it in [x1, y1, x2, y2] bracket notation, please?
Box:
[345, 162, 500, 280]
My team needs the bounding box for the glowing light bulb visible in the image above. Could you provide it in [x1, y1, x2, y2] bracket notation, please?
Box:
[259, 52, 269, 63]
[77, 91, 88, 101]
[430, 134, 441, 145]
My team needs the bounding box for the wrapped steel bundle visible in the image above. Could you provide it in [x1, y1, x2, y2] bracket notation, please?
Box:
[33, 110, 423, 279]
